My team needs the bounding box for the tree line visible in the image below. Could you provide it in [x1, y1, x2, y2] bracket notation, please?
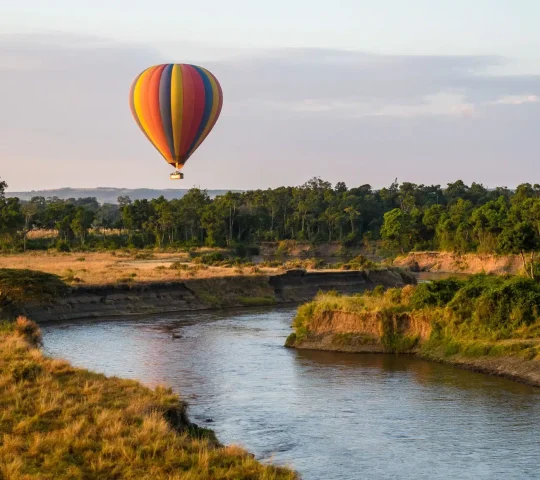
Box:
[1, 177, 539, 265]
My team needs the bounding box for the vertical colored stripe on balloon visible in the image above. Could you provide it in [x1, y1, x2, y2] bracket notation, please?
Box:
[170, 64, 184, 162]
[188, 68, 222, 156]
[133, 66, 169, 159]
[183, 65, 205, 162]
[186, 67, 214, 157]
[147, 65, 172, 162]
[178, 64, 195, 159]
[208, 68, 224, 130]
[159, 64, 175, 163]
[130, 69, 159, 153]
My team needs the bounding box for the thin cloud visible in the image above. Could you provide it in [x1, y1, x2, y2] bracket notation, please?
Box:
[1, 32, 540, 190]
[491, 94, 540, 105]
[261, 93, 476, 119]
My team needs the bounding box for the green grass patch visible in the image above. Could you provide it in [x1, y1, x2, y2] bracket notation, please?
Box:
[197, 291, 222, 307]
[237, 296, 276, 306]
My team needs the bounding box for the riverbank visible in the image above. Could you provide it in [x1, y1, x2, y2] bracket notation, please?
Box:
[394, 251, 523, 275]
[286, 276, 540, 387]
[0, 267, 415, 322]
[0, 317, 296, 479]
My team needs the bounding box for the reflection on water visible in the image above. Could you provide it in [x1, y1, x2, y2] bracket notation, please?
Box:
[42, 308, 540, 480]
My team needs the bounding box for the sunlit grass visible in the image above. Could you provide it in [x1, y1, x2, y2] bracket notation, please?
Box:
[0, 251, 277, 285]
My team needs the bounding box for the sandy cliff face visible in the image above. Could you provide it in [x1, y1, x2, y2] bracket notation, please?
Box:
[291, 310, 432, 353]
[395, 252, 523, 275]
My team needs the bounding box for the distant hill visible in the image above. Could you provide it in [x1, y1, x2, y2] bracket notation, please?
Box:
[5, 187, 240, 204]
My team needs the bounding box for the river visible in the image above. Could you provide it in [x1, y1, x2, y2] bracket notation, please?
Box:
[41, 307, 540, 480]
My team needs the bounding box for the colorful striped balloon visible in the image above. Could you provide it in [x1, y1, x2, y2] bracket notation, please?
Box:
[129, 64, 223, 170]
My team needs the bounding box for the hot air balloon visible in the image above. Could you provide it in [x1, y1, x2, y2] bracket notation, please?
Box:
[129, 64, 223, 179]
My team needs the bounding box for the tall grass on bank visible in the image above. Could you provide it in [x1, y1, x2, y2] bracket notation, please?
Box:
[288, 275, 540, 359]
[0, 317, 297, 480]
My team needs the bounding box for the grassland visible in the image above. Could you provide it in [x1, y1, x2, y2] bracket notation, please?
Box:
[0, 317, 297, 479]
[0, 250, 393, 287]
[287, 276, 540, 385]
[0, 251, 273, 285]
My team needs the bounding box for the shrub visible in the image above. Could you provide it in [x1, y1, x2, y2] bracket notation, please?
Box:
[346, 255, 377, 270]
[234, 244, 248, 258]
[55, 240, 70, 252]
[63, 269, 83, 284]
[385, 288, 402, 304]
[409, 278, 463, 309]
[372, 285, 385, 297]
[307, 258, 325, 269]
[170, 261, 190, 271]
[276, 240, 296, 254]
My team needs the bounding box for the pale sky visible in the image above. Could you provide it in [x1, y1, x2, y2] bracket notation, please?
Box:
[2, 1, 540, 191]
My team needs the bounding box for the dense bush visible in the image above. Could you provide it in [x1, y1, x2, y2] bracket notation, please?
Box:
[409, 278, 464, 309]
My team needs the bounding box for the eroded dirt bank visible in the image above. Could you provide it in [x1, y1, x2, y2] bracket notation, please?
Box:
[24, 269, 414, 322]
[394, 251, 523, 275]
[288, 310, 540, 388]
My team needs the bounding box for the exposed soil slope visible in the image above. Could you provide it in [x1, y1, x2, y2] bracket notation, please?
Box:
[395, 251, 522, 275]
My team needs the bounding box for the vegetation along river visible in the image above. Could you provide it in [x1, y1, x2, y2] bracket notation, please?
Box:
[42, 307, 540, 480]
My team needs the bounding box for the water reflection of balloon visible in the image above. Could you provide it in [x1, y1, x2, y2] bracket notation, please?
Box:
[129, 64, 223, 180]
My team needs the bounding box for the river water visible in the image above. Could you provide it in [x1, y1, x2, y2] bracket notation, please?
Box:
[41, 307, 540, 480]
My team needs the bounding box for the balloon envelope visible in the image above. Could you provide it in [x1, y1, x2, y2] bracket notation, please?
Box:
[129, 64, 223, 169]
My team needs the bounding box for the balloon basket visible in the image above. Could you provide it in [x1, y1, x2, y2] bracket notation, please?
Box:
[170, 172, 184, 180]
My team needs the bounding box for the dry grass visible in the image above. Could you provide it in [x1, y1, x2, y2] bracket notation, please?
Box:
[0, 317, 297, 479]
[0, 252, 278, 285]
[26, 229, 58, 240]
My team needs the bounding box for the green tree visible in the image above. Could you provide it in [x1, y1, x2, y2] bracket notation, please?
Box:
[0, 179, 24, 248]
[21, 201, 39, 251]
[498, 222, 538, 278]
[380, 208, 412, 254]
[71, 207, 95, 245]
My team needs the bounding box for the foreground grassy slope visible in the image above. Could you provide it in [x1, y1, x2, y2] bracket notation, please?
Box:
[0, 318, 296, 480]
[287, 276, 540, 384]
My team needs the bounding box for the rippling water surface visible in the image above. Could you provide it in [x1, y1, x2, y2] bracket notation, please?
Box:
[42, 308, 540, 480]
